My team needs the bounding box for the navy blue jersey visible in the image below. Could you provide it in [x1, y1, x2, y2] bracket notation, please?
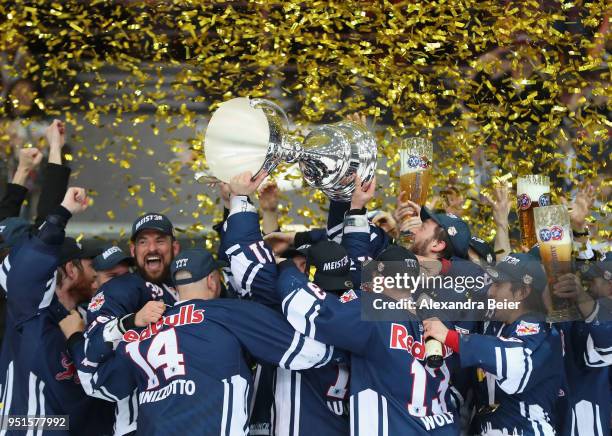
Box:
[0, 215, 115, 436]
[77, 299, 337, 436]
[83, 272, 175, 435]
[458, 317, 563, 435]
[221, 196, 350, 436]
[278, 263, 459, 435]
[557, 301, 612, 436]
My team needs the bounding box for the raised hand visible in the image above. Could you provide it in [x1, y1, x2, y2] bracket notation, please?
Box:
[45, 119, 66, 149]
[483, 184, 511, 228]
[258, 180, 280, 212]
[61, 187, 89, 215]
[17, 147, 43, 172]
[350, 175, 376, 210]
[229, 171, 268, 197]
[135, 300, 166, 327]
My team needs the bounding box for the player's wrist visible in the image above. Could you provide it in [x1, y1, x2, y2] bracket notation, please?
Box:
[443, 329, 460, 353]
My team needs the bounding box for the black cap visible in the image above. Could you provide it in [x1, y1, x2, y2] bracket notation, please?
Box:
[171, 248, 220, 286]
[308, 241, 353, 291]
[0, 217, 31, 249]
[373, 244, 420, 278]
[485, 253, 548, 293]
[280, 244, 311, 259]
[59, 238, 101, 265]
[131, 213, 174, 241]
[469, 236, 496, 266]
[92, 245, 134, 271]
[579, 251, 612, 281]
[420, 207, 471, 259]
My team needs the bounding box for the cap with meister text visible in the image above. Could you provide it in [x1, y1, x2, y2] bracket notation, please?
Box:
[0, 217, 31, 249]
[131, 213, 174, 241]
[485, 253, 547, 293]
[307, 240, 353, 292]
[92, 245, 134, 271]
[170, 248, 221, 286]
[420, 207, 471, 259]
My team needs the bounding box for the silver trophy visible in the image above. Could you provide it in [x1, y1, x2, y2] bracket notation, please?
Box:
[201, 97, 377, 201]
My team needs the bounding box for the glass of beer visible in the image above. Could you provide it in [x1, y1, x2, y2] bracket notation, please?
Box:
[517, 175, 550, 249]
[398, 138, 433, 244]
[534, 205, 577, 321]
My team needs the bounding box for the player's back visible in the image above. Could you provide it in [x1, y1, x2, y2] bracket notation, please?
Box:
[347, 318, 458, 435]
[119, 299, 252, 436]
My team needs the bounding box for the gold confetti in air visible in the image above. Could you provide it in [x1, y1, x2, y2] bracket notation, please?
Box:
[0, 0, 608, 247]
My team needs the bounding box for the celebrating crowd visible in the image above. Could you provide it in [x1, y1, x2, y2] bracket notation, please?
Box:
[0, 119, 610, 436]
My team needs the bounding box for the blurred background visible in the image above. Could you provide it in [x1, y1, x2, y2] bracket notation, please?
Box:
[0, 0, 609, 248]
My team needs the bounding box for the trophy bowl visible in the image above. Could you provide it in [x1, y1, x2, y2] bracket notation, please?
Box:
[203, 97, 377, 201]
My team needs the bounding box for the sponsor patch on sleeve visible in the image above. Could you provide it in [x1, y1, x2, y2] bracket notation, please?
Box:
[88, 292, 105, 312]
[515, 320, 540, 336]
[339, 289, 358, 303]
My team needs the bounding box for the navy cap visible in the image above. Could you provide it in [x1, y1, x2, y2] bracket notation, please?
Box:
[485, 253, 548, 293]
[420, 207, 471, 259]
[469, 236, 496, 266]
[92, 245, 134, 271]
[131, 213, 174, 241]
[0, 217, 31, 249]
[374, 244, 420, 277]
[308, 241, 353, 292]
[171, 249, 220, 286]
[579, 251, 612, 281]
[280, 244, 311, 259]
[59, 238, 101, 265]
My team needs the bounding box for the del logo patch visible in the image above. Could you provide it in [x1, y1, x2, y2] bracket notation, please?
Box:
[88, 292, 105, 312]
[516, 320, 540, 336]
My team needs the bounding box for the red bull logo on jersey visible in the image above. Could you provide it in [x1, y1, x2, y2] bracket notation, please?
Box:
[88, 292, 105, 312]
[123, 304, 204, 342]
[515, 320, 540, 336]
[390, 324, 452, 359]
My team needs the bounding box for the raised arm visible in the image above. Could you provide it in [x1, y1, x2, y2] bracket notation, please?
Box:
[276, 260, 374, 355]
[0, 147, 42, 220]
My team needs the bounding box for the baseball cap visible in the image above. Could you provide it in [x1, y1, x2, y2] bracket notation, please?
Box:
[579, 252, 612, 281]
[373, 244, 420, 278]
[485, 253, 548, 293]
[59, 238, 101, 265]
[131, 213, 174, 241]
[92, 245, 134, 271]
[420, 207, 471, 259]
[469, 236, 495, 266]
[171, 248, 221, 286]
[0, 217, 31, 249]
[280, 244, 311, 259]
[307, 241, 353, 292]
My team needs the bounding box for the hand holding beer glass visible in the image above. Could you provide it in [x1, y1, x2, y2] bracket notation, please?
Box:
[516, 175, 551, 250]
[398, 138, 433, 243]
[534, 205, 578, 321]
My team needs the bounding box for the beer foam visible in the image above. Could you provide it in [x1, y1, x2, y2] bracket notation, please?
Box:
[517, 175, 550, 201]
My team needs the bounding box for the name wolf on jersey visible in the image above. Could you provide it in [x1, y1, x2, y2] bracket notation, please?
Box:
[420, 412, 455, 430]
[123, 304, 204, 342]
[139, 379, 196, 404]
[389, 323, 453, 359]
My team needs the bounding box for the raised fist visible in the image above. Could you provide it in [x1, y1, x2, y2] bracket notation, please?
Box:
[61, 187, 89, 215]
[45, 119, 66, 148]
[135, 300, 166, 327]
[17, 147, 43, 171]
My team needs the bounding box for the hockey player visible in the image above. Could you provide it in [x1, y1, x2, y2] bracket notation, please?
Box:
[424, 253, 564, 435]
[0, 187, 115, 435]
[68, 248, 339, 436]
[221, 171, 351, 436]
[553, 252, 612, 435]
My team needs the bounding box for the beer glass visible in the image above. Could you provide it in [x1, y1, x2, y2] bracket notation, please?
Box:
[517, 175, 550, 249]
[398, 138, 433, 244]
[534, 205, 576, 321]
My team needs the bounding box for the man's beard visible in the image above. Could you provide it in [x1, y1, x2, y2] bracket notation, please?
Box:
[137, 261, 170, 285]
[69, 277, 95, 304]
[409, 237, 430, 257]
